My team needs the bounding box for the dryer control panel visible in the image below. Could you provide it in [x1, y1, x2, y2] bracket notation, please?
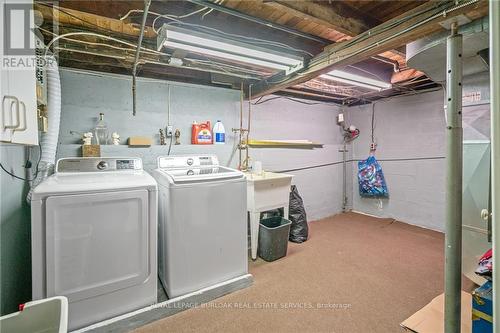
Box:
[57, 158, 143, 172]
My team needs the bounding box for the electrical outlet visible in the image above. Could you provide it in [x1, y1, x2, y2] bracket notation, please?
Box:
[166, 125, 173, 137]
[337, 113, 345, 124]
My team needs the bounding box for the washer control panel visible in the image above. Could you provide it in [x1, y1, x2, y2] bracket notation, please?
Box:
[158, 155, 219, 169]
[116, 159, 137, 170]
[57, 158, 143, 172]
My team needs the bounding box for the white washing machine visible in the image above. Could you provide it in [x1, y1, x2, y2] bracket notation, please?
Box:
[31, 157, 157, 330]
[152, 155, 247, 298]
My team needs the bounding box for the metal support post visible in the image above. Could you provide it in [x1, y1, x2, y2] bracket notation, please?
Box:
[444, 22, 463, 333]
[490, 0, 500, 330]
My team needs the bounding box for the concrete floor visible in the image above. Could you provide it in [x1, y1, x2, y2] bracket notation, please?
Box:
[133, 212, 462, 333]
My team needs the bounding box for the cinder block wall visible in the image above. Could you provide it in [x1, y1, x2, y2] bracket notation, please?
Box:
[348, 72, 490, 232]
[348, 90, 447, 231]
[0, 145, 31, 315]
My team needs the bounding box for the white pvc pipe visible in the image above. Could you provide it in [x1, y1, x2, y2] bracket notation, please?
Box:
[27, 56, 61, 202]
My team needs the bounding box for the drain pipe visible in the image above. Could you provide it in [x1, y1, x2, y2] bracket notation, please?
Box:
[490, 0, 500, 330]
[239, 82, 244, 169]
[131, 0, 151, 116]
[243, 84, 252, 171]
[341, 140, 347, 212]
[444, 22, 463, 333]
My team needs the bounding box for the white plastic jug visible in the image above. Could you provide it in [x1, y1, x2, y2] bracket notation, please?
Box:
[213, 120, 225, 144]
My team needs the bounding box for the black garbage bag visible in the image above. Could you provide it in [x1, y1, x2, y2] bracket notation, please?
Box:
[288, 185, 308, 243]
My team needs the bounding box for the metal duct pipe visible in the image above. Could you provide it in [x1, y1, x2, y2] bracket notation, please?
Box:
[131, 0, 151, 116]
[490, 0, 500, 330]
[444, 22, 463, 333]
[371, 55, 400, 72]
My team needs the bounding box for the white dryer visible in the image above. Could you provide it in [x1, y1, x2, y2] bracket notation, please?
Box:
[152, 155, 247, 298]
[31, 157, 157, 330]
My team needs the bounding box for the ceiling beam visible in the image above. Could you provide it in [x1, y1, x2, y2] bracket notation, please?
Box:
[264, 0, 380, 36]
[35, 3, 156, 38]
[187, 0, 330, 44]
[262, 0, 411, 82]
[249, 0, 488, 99]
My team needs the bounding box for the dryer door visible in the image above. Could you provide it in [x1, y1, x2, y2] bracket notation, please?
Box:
[45, 189, 150, 302]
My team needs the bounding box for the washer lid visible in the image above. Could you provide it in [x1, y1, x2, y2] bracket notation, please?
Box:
[158, 166, 244, 184]
[31, 170, 157, 201]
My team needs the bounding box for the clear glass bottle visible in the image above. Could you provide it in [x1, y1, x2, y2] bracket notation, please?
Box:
[94, 113, 109, 145]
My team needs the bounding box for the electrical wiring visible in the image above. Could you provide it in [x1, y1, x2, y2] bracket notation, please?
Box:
[54, 44, 263, 80]
[151, 7, 210, 33]
[307, 0, 471, 75]
[194, 55, 251, 76]
[351, 86, 443, 108]
[201, 0, 225, 20]
[0, 145, 42, 182]
[275, 155, 447, 174]
[316, 0, 477, 67]
[157, 21, 314, 57]
[311, 2, 448, 66]
[251, 95, 337, 106]
[145, 58, 262, 80]
[120, 3, 313, 57]
[38, 3, 151, 37]
[39, 27, 160, 56]
[43, 31, 165, 59]
[41, 28, 266, 79]
[42, 2, 313, 77]
[371, 102, 376, 144]
[120, 1, 215, 29]
[191, 59, 267, 75]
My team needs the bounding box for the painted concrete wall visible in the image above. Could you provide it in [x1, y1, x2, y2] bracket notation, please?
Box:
[0, 145, 31, 315]
[57, 69, 345, 221]
[348, 70, 490, 232]
[348, 90, 447, 231]
[248, 99, 346, 219]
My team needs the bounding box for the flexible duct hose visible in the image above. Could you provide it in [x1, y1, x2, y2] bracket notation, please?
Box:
[27, 56, 61, 203]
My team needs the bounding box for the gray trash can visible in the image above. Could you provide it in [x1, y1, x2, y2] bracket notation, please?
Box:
[258, 217, 291, 262]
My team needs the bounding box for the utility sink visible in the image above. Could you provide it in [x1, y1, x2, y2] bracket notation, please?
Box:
[245, 171, 293, 182]
[245, 171, 293, 212]
[245, 171, 293, 259]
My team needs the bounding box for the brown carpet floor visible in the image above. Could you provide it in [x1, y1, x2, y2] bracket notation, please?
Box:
[134, 212, 461, 333]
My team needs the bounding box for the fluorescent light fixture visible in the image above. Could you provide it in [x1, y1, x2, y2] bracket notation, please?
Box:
[321, 70, 392, 91]
[157, 25, 303, 72]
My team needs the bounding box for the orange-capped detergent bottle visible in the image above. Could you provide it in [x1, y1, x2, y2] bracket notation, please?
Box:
[191, 121, 213, 144]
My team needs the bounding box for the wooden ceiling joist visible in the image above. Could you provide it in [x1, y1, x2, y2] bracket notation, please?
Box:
[260, 0, 413, 83]
[249, 0, 488, 99]
[35, 3, 156, 38]
[264, 0, 380, 36]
